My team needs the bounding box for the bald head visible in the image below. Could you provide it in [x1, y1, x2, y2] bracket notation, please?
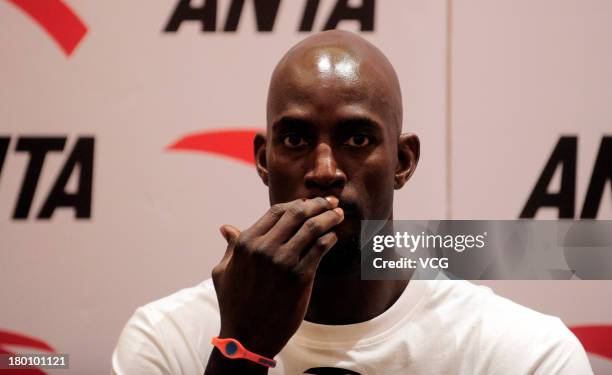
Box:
[267, 30, 403, 135]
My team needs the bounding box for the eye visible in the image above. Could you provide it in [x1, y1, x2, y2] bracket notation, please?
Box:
[344, 134, 370, 147]
[283, 134, 307, 148]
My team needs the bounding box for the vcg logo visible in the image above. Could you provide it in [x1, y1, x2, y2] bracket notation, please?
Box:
[164, 0, 375, 33]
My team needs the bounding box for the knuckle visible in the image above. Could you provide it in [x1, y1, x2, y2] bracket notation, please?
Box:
[250, 240, 271, 260]
[271, 254, 292, 270]
[235, 233, 251, 250]
[315, 236, 332, 250]
[235, 238, 247, 250]
[314, 238, 327, 250]
[291, 267, 313, 285]
[314, 196, 329, 207]
[211, 265, 224, 281]
[288, 203, 306, 220]
[252, 245, 268, 257]
[305, 219, 321, 234]
[269, 203, 285, 217]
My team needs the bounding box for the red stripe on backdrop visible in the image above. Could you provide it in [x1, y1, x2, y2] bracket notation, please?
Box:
[7, 0, 88, 56]
[570, 325, 612, 360]
[0, 330, 54, 375]
[168, 129, 262, 165]
[0, 330, 53, 352]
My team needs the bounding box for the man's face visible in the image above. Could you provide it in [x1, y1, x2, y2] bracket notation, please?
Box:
[260, 47, 402, 271]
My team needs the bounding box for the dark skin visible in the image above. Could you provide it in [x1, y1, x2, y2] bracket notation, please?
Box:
[205, 30, 419, 374]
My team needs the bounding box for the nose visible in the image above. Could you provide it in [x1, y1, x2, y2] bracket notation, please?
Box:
[304, 142, 346, 194]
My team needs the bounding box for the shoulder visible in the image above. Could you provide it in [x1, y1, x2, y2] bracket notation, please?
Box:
[424, 280, 592, 374]
[129, 278, 219, 342]
[111, 279, 219, 375]
[138, 278, 218, 323]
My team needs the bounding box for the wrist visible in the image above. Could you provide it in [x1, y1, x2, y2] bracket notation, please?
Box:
[205, 347, 269, 375]
[218, 329, 279, 359]
[211, 336, 276, 368]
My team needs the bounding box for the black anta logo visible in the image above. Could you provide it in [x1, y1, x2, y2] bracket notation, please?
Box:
[520, 136, 611, 219]
[164, 0, 375, 33]
[0, 136, 94, 220]
[304, 367, 361, 374]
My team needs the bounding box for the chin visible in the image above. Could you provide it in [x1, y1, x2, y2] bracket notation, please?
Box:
[316, 221, 362, 276]
[334, 214, 360, 239]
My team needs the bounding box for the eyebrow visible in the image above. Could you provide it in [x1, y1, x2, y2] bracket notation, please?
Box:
[337, 116, 383, 132]
[272, 116, 383, 133]
[271, 116, 311, 133]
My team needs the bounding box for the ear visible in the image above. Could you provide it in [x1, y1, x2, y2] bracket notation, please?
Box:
[254, 132, 269, 186]
[395, 133, 420, 189]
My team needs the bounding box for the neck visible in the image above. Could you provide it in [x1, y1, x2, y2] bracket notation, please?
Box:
[304, 270, 409, 325]
[305, 217, 409, 325]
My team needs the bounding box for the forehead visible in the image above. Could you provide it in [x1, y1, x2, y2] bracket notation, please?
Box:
[267, 47, 399, 131]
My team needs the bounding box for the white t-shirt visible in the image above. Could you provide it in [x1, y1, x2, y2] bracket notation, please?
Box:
[111, 279, 592, 374]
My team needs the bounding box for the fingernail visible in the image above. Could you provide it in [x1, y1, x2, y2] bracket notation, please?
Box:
[325, 196, 339, 207]
[333, 207, 344, 219]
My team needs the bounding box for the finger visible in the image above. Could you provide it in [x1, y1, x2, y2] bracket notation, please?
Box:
[283, 208, 344, 258]
[221, 224, 241, 244]
[246, 200, 297, 236]
[264, 196, 339, 246]
[219, 224, 241, 263]
[297, 231, 338, 272]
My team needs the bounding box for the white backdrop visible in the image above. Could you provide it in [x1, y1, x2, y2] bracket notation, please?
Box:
[0, 0, 610, 373]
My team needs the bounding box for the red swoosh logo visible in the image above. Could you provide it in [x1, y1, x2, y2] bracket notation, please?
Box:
[570, 325, 612, 360]
[7, 0, 88, 56]
[0, 329, 55, 375]
[168, 129, 262, 165]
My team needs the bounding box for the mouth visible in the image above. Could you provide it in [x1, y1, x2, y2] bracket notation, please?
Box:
[338, 201, 359, 217]
[304, 194, 361, 219]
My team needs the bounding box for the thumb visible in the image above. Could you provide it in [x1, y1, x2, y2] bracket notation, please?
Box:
[219, 224, 241, 245]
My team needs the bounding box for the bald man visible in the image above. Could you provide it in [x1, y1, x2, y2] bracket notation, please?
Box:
[112, 31, 591, 375]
